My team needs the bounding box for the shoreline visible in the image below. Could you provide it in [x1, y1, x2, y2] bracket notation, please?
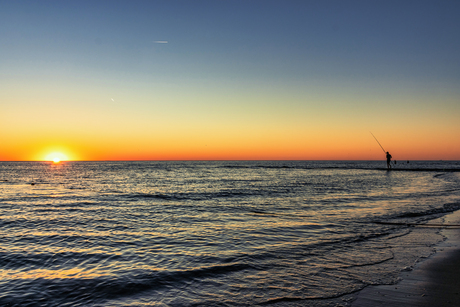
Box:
[352, 210, 460, 306]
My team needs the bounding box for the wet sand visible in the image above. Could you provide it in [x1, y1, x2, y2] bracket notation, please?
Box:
[352, 210, 460, 307]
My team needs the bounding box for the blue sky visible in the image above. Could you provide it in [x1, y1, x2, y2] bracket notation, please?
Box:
[4, 0, 459, 84]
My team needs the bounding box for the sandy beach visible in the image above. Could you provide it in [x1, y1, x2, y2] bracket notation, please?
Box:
[352, 210, 460, 307]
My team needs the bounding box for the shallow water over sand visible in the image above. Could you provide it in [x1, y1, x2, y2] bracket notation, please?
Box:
[1, 161, 460, 306]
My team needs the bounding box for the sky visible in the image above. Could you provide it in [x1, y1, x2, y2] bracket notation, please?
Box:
[1, 0, 459, 161]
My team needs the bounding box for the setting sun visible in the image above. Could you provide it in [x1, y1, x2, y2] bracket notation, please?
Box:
[45, 152, 69, 163]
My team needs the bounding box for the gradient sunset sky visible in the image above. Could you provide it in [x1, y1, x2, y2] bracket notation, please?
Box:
[1, 0, 459, 161]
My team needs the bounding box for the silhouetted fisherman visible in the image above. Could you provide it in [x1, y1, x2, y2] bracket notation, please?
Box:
[386, 152, 392, 169]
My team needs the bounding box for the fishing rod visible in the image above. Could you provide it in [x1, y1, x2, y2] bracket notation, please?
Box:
[370, 132, 386, 153]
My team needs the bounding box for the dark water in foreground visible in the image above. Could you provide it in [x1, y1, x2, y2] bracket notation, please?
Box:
[1, 161, 460, 306]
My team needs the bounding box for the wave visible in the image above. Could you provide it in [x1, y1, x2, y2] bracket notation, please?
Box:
[258, 285, 366, 305]
[124, 190, 253, 201]
[365, 203, 460, 228]
[121, 188, 291, 202]
[395, 202, 460, 219]
[0, 262, 252, 306]
[222, 164, 296, 169]
[222, 165, 460, 172]
[219, 161, 460, 172]
[0, 251, 121, 269]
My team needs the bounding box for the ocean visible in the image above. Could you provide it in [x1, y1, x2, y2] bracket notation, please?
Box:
[1, 161, 460, 307]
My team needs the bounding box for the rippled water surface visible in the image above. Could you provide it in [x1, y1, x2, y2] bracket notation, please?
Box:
[1, 161, 460, 306]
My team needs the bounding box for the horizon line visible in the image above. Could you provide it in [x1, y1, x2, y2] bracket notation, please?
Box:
[0, 159, 457, 162]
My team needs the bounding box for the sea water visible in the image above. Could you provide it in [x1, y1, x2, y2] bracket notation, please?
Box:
[1, 161, 460, 307]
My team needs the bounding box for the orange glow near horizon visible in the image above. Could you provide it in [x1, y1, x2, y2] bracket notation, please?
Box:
[43, 151, 71, 163]
[2, 93, 459, 162]
[11, 133, 458, 162]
